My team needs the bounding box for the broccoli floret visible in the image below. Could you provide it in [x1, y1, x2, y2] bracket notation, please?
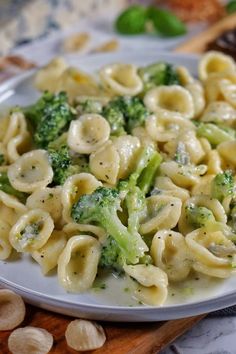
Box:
[138, 62, 180, 93]
[76, 99, 103, 115]
[102, 96, 150, 134]
[211, 171, 234, 202]
[197, 123, 235, 146]
[0, 172, 27, 203]
[71, 187, 148, 264]
[186, 204, 215, 228]
[99, 236, 124, 275]
[24, 91, 76, 148]
[102, 100, 125, 135]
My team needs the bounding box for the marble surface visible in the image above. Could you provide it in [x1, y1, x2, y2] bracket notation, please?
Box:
[161, 316, 236, 354]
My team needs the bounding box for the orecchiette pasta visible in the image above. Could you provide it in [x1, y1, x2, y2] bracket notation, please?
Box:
[178, 195, 227, 235]
[2, 51, 236, 307]
[9, 209, 54, 253]
[145, 110, 195, 142]
[8, 150, 53, 192]
[63, 222, 107, 243]
[26, 187, 63, 227]
[124, 264, 168, 305]
[140, 195, 182, 235]
[57, 235, 101, 292]
[68, 114, 110, 154]
[186, 227, 236, 278]
[31, 230, 67, 274]
[198, 51, 236, 81]
[151, 230, 192, 281]
[61, 173, 102, 223]
[144, 85, 194, 119]
[99, 63, 143, 95]
[89, 140, 120, 185]
[112, 135, 141, 179]
[0, 220, 12, 260]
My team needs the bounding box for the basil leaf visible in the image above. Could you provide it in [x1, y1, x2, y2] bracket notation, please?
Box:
[115, 5, 147, 35]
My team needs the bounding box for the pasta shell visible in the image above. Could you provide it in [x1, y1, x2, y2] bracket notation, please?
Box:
[8, 326, 53, 354]
[99, 63, 143, 95]
[144, 85, 194, 119]
[8, 150, 53, 193]
[124, 264, 168, 306]
[57, 235, 101, 292]
[0, 289, 25, 330]
[68, 114, 110, 154]
[199, 51, 236, 81]
[65, 319, 106, 351]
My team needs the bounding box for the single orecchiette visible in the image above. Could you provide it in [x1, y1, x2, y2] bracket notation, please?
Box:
[0, 220, 12, 260]
[217, 141, 236, 166]
[113, 135, 141, 179]
[9, 209, 54, 253]
[151, 230, 192, 281]
[140, 195, 182, 235]
[63, 222, 107, 243]
[200, 101, 236, 127]
[8, 326, 53, 354]
[34, 57, 67, 92]
[2, 111, 28, 147]
[191, 174, 215, 196]
[124, 264, 168, 306]
[99, 63, 143, 95]
[0, 190, 27, 226]
[160, 161, 207, 188]
[185, 80, 205, 117]
[164, 129, 205, 165]
[145, 110, 195, 142]
[198, 51, 236, 81]
[65, 320, 106, 351]
[144, 85, 194, 119]
[219, 79, 236, 109]
[67, 114, 110, 154]
[89, 140, 120, 185]
[61, 173, 102, 223]
[31, 230, 67, 274]
[0, 289, 25, 330]
[7, 131, 31, 164]
[57, 235, 101, 292]
[178, 195, 227, 235]
[176, 66, 195, 86]
[154, 176, 190, 201]
[8, 150, 53, 192]
[186, 227, 236, 278]
[26, 187, 63, 227]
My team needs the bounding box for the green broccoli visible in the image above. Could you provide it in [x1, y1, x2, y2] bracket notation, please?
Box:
[102, 100, 125, 135]
[197, 123, 235, 146]
[138, 62, 180, 93]
[185, 204, 215, 228]
[119, 145, 161, 195]
[0, 172, 28, 203]
[211, 171, 234, 202]
[102, 96, 150, 134]
[99, 235, 124, 275]
[24, 91, 76, 148]
[71, 187, 148, 264]
[76, 99, 103, 115]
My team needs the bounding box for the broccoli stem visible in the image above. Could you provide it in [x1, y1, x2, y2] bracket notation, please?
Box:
[138, 151, 162, 195]
[197, 123, 235, 146]
[100, 209, 147, 264]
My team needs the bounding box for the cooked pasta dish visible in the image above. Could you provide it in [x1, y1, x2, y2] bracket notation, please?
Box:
[1, 51, 236, 306]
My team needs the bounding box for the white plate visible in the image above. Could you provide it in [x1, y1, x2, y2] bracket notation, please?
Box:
[1, 51, 236, 322]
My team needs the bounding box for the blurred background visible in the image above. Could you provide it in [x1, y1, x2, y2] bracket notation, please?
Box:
[0, 1, 235, 81]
